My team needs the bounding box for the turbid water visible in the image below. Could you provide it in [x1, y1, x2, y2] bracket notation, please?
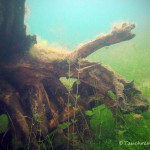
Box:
[25, 0, 150, 48]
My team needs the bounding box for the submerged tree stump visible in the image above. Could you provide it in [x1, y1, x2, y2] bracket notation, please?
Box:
[0, 0, 149, 149]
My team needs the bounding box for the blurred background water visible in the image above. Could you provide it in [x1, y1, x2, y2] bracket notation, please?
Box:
[25, 0, 150, 48]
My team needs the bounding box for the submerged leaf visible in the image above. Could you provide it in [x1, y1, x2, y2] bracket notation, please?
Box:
[76, 80, 81, 85]
[66, 103, 72, 107]
[0, 114, 9, 133]
[59, 122, 71, 130]
[71, 119, 77, 123]
[67, 59, 71, 65]
[107, 90, 117, 101]
[85, 110, 94, 116]
[67, 72, 73, 77]
[74, 94, 80, 100]
[117, 130, 126, 135]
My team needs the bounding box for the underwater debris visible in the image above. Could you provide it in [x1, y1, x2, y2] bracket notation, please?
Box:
[67, 22, 136, 62]
[132, 114, 143, 119]
[29, 22, 136, 63]
[0, 1, 148, 149]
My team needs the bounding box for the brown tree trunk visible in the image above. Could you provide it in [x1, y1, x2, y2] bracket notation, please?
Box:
[0, 0, 148, 149]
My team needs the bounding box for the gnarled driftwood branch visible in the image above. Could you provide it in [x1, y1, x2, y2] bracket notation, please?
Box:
[67, 22, 135, 62]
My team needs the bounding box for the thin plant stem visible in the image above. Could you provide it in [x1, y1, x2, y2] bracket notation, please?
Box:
[6, 111, 16, 139]
[67, 59, 72, 150]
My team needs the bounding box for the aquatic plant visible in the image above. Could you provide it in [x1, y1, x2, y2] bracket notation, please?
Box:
[0, 114, 9, 133]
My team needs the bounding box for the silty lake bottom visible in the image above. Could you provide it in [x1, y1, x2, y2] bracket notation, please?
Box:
[0, 0, 150, 149]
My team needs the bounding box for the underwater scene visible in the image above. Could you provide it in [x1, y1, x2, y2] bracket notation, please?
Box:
[0, 0, 150, 149]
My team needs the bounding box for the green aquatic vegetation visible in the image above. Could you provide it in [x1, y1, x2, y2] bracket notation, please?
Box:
[59, 59, 91, 149]
[84, 103, 150, 150]
[25, 100, 45, 150]
[39, 47, 150, 150]
[60, 122, 71, 130]
[0, 114, 9, 133]
[84, 105, 117, 150]
[107, 90, 117, 101]
[59, 77, 77, 92]
[86, 42, 150, 149]
[85, 110, 94, 117]
[38, 132, 55, 150]
[59, 53, 150, 150]
[39, 122, 72, 150]
[116, 112, 150, 150]
[90, 105, 115, 140]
